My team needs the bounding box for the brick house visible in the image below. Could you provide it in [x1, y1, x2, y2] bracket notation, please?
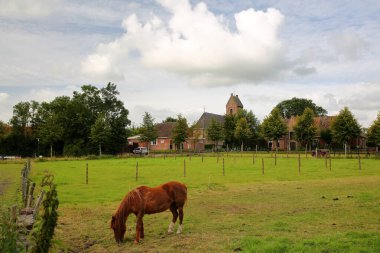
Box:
[270, 115, 366, 151]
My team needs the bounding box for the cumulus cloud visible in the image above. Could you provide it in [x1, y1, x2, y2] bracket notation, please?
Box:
[0, 0, 59, 18]
[82, 0, 287, 86]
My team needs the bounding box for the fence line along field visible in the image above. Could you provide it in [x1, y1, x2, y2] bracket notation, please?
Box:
[1, 154, 380, 252]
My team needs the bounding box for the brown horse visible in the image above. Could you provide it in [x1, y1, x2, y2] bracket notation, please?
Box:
[111, 181, 187, 243]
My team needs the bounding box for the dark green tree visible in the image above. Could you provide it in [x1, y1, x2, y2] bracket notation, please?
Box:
[294, 108, 317, 151]
[223, 114, 237, 149]
[207, 118, 223, 151]
[320, 128, 333, 148]
[162, 116, 177, 123]
[331, 107, 361, 154]
[139, 112, 157, 152]
[275, 97, 327, 119]
[172, 115, 188, 151]
[90, 113, 111, 156]
[234, 117, 252, 151]
[261, 108, 287, 151]
[367, 112, 380, 148]
[37, 102, 64, 157]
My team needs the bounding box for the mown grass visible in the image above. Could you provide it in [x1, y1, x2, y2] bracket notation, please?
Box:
[1, 154, 380, 252]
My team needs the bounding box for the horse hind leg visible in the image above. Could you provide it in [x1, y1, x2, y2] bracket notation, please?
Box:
[176, 207, 184, 234]
[168, 203, 178, 233]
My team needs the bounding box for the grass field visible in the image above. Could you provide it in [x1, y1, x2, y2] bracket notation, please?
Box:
[1, 154, 380, 252]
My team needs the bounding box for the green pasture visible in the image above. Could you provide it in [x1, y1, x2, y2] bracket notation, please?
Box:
[1, 154, 380, 252]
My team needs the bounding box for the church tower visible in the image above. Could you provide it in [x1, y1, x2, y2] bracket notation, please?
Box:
[226, 93, 243, 115]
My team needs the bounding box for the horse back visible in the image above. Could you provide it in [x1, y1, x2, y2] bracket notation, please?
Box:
[162, 181, 187, 206]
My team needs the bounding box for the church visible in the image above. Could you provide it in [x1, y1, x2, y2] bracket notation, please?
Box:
[127, 93, 243, 152]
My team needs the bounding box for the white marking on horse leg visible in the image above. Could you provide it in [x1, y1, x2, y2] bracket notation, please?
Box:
[168, 221, 175, 233]
[176, 224, 183, 234]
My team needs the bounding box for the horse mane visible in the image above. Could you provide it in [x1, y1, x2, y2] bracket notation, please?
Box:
[111, 189, 142, 230]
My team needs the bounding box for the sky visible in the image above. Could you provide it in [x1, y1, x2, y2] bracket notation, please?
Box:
[0, 0, 379, 128]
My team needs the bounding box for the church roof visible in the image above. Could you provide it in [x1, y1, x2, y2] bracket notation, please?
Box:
[196, 112, 224, 129]
[226, 93, 243, 108]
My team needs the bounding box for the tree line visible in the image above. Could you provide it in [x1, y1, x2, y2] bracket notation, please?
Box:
[0, 83, 130, 157]
[1, 87, 379, 157]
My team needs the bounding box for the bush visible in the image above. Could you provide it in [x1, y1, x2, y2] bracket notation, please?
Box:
[0, 207, 23, 253]
[31, 176, 59, 253]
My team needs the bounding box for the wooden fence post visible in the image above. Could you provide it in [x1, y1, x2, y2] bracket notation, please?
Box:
[274, 153, 277, 166]
[184, 159, 186, 177]
[329, 157, 332, 171]
[325, 155, 327, 169]
[202, 153, 204, 163]
[136, 161, 139, 181]
[261, 158, 264, 175]
[252, 154, 255, 165]
[358, 156, 362, 170]
[222, 158, 225, 176]
[298, 153, 301, 174]
[86, 163, 88, 184]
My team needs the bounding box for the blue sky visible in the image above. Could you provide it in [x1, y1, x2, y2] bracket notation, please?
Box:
[0, 0, 379, 127]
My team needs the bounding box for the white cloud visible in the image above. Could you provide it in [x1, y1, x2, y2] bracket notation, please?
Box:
[0, 92, 9, 101]
[82, 0, 287, 86]
[0, 0, 59, 18]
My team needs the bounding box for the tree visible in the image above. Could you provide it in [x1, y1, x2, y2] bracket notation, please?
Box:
[331, 107, 361, 154]
[293, 108, 317, 152]
[367, 112, 380, 149]
[90, 113, 111, 156]
[223, 114, 237, 149]
[320, 128, 333, 148]
[275, 97, 327, 119]
[234, 117, 252, 151]
[162, 117, 177, 123]
[139, 112, 157, 152]
[38, 102, 64, 157]
[207, 118, 223, 151]
[172, 115, 188, 151]
[261, 108, 287, 151]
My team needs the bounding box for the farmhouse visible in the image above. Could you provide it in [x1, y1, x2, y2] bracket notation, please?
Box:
[270, 115, 366, 151]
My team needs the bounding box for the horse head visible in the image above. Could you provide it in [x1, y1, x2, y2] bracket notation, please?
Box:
[111, 214, 126, 243]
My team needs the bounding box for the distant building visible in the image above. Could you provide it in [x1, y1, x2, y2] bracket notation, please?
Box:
[128, 94, 244, 152]
[226, 93, 243, 115]
[269, 115, 366, 151]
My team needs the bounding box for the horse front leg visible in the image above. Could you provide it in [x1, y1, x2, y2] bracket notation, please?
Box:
[134, 215, 144, 244]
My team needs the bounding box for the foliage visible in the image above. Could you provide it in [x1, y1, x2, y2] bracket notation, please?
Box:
[0, 208, 23, 253]
[331, 107, 361, 147]
[234, 117, 252, 151]
[90, 113, 111, 156]
[32, 177, 59, 253]
[275, 97, 327, 119]
[207, 118, 223, 150]
[139, 112, 157, 148]
[223, 109, 260, 149]
[162, 116, 177, 123]
[293, 108, 317, 149]
[319, 128, 333, 147]
[367, 112, 380, 146]
[172, 115, 188, 149]
[261, 108, 287, 150]
[1, 83, 130, 157]
[223, 114, 237, 148]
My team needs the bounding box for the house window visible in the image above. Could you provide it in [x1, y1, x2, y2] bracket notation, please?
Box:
[151, 139, 157, 145]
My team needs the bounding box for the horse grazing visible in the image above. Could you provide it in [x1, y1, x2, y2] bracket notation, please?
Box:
[111, 181, 187, 244]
